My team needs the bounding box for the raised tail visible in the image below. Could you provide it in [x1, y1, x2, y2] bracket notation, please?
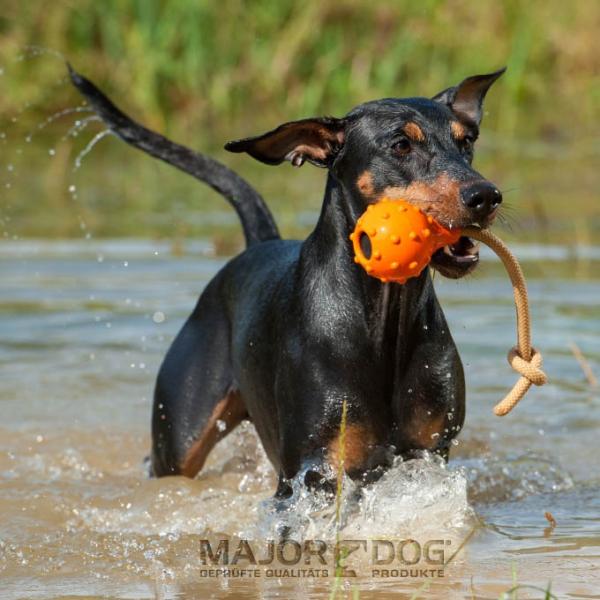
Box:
[67, 65, 279, 246]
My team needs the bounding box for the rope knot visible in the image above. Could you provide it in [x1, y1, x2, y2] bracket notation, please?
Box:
[493, 346, 548, 417]
[507, 346, 547, 386]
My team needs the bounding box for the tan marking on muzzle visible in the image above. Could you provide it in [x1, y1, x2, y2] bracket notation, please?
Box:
[382, 173, 466, 228]
[404, 122, 425, 142]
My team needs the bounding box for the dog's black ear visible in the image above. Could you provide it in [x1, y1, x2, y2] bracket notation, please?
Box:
[225, 117, 346, 168]
[432, 67, 506, 126]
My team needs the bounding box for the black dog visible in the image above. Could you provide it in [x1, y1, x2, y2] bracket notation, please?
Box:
[70, 66, 504, 497]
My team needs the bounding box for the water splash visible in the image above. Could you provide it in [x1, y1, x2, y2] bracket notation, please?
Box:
[17, 45, 66, 63]
[26, 106, 93, 142]
[256, 452, 473, 542]
[348, 453, 473, 537]
[73, 130, 113, 171]
[256, 461, 351, 541]
[62, 115, 102, 141]
[5, 417, 575, 545]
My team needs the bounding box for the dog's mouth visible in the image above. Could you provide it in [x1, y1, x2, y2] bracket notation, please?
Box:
[430, 235, 480, 279]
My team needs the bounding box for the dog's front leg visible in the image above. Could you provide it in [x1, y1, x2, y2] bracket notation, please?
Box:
[392, 301, 466, 460]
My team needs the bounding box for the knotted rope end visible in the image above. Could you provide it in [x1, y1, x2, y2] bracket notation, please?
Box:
[492, 347, 548, 416]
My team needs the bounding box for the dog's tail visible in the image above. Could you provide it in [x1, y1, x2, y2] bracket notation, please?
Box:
[67, 65, 279, 247]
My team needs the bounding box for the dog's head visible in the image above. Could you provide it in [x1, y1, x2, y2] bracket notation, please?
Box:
[226, 69, 505, 279]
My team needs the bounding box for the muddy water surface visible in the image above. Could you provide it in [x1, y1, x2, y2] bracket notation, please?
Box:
[0, 240, 599, 599]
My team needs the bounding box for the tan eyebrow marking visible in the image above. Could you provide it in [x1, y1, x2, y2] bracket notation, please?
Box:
[356, 170, 375, 198]
[451, 121, 466, 139]
[403, 122, 425, 142]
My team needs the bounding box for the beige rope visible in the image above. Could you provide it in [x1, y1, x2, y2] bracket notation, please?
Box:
[462, 227, 548, 416]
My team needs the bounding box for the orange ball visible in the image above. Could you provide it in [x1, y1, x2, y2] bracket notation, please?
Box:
[350, 198, 462, 283]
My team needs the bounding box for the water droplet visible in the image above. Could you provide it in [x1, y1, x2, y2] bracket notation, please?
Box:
[48, 148, 56, 156]
[123, 261, 128, 267]
[153, 311, 166, 324]
[68, 184, 76, 193]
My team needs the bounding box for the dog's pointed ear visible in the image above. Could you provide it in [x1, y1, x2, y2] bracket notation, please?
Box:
[225, 117, 346, 168]
[432, 67, 506, 125]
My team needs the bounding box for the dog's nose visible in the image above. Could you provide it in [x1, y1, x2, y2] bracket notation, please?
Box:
[461, 182, 502, 221]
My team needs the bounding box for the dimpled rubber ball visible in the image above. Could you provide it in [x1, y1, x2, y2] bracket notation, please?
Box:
[349, 198, 461, 284]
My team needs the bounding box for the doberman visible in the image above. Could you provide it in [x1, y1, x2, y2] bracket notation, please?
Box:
[69, 66, 505, 498]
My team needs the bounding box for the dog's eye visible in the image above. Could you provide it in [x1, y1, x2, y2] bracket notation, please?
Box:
[391, 137, 411, 157]
[459, 136, 475, 155]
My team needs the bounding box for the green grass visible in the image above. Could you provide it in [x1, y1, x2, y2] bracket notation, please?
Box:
[0, 1, 598, 242]
[2, 0, 599, 138]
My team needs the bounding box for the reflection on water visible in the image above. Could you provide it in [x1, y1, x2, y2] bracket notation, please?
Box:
[0, 240, 599, 599]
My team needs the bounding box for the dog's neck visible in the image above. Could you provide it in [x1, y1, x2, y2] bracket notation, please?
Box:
[300, 174, 433, 350]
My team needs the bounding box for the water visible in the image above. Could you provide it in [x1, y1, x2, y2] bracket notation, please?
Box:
[0, 239, 599, 599]
[73, 130, 114, 171]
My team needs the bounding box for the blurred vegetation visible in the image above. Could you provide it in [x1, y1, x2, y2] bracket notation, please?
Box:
[0, 0, 599, 244]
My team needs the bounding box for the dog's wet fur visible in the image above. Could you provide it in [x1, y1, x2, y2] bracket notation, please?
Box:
[70, 66, 505, 498]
